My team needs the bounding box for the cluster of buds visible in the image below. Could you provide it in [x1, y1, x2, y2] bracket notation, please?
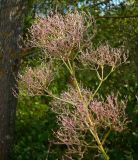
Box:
[79, 44, 128, 69]
[26, 11, 85, 60]
[18, 64, 53, 96]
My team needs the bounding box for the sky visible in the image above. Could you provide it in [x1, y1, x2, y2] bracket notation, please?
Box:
[77, 0, 125, 8]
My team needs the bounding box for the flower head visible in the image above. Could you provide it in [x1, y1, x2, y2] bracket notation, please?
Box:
[79, 43, 128, 68]
[26, 12, 85, 60]
[18, 64, 53, 96]
[90, 94, 128, 132]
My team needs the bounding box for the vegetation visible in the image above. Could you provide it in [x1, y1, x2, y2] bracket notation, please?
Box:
[7, 0, 138, 159]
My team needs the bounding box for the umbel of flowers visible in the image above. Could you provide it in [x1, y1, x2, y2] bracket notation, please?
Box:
[19, 11, 129, 160]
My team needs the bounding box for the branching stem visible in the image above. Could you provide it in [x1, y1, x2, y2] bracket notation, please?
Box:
[62, 59, 109, 160]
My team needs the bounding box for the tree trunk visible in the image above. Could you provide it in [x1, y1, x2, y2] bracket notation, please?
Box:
[0, 1, 26, 159]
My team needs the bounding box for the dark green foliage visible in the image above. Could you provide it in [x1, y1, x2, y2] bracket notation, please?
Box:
[12, 95, 67, 160]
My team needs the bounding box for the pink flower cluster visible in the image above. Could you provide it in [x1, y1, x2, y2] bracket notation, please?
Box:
[19, 64, 53, 96]
[79, 43, 128, 68]
[52, 86, 128, 158]
[90, 95, 128, 132]
[26, 12, 85, 60]
[52, 87, 91, 158]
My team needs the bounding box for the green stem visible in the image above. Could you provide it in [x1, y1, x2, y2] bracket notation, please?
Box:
[46, 91, 75, 106]
[87, 80, 103, 106]
[66, 59, 84, 100]
[98, 143, 109, 160]
[92, 80, 103, 99]
[87, 66, 115, 106]
[87, 120, 109, 160]
[102, 127, 112, 145]
[103, 66, 114, 81]
[62, 58, 73, 74]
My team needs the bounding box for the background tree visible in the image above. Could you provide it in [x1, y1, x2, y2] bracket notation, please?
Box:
[0, 0, 36, 159]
